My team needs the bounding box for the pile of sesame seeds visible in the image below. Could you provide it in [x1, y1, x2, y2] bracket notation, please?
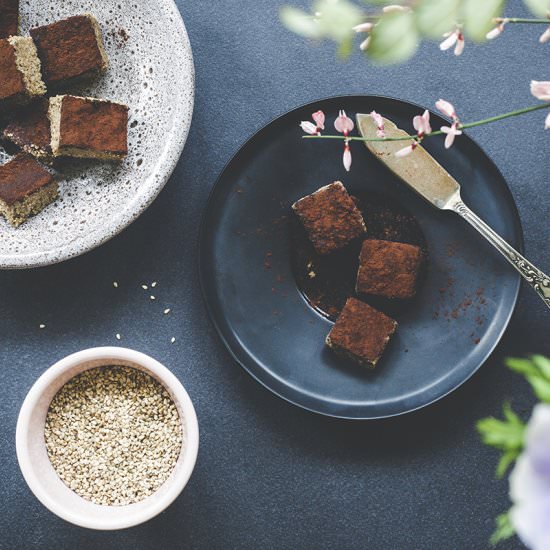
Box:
[45, 365, 183, 506]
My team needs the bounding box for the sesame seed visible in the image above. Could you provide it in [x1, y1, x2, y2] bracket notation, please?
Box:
[164, 308, 171, 315]
[151, 282, 157, 288]
[39, 324, 46, 329]
[150, 295, 155, 300]
[116, 333, 121, 340]
[141, 284, 148, 290]
[44, 366, 182, 506]
[170, 337, 176, 344]
[113, 281, 118, 288]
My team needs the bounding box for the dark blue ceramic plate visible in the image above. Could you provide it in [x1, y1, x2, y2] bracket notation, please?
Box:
[199, 96, 522, 419]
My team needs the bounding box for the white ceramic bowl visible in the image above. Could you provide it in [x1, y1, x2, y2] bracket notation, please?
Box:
[16, 347, 199, 530]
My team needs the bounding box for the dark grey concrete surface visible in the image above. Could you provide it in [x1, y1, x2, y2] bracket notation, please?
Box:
[1, 0, 548, 548]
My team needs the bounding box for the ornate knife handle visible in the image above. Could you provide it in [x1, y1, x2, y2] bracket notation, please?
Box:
[449, 196, 550, 310]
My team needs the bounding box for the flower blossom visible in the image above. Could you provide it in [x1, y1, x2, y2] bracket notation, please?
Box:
[440, 29, 465, 56]
[509, 404, 550, 550]
[353, 22, 374, 33]
[539, 26, 550, 44]
[530, 81, 550, 129]
[343, 142, 352, 171]
[395, 110, 432, 158]
[353, 22, 374, 51]
[486, 19, 508, 40]
[334, 110, 354, 172]
[300, 110, 325, 135]
[435, 99, 458, 121]
[441, 123, 462, 148]
[413, 110, 432, 137]
[395, 142, 418, 157]
[531, 80, 550, 101]
[369, 110, 385, 138]
[436, 99, 462, 148]
[334, 109, 354, 135]
[359, 36, 371, 51]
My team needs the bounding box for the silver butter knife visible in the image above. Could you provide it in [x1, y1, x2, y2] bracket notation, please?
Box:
[356, 113, 550, 310]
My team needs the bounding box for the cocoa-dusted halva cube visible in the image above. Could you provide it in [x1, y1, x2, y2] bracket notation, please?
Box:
[0, 153, 58, 226]
[48, 95, 128, 160]
[3, 98, 52, 160]
[325, 297, 397, 368]
[0, 36, 46, 107]
[0, 0, 19, 38]
[356, 239, 423, 299]
[292, 182, 366, 255]
[30, 14, 108, 87]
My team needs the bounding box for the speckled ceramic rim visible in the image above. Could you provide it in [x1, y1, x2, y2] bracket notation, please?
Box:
[16, 347, 199, 530]
[1, 0, 195, 270]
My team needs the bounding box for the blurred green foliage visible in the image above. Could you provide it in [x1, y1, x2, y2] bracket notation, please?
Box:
[280, 0, 550, 64]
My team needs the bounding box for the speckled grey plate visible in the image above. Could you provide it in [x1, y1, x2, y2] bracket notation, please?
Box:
[0, 0, 194, 269]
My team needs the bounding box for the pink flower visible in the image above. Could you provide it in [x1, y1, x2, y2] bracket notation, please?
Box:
[343, 142, 352, 171]
[486, 19, 508, 40]
[435, 99, 458, 121]
[395, 142, 417, 158]
[334, 110, 354, 135]
[370, 110, 385, 138]
[359, 37, 371, 51]
[353, 22, 374, 33]
[413, 110, 432, 137]
[540, 26, 550, 44]
[312, 110, 325, 130]
[441, 122, 462, 149]
[334, 110, 355, 171]
[353, 22, 374, 52]
[531, 81, 550, 101]
[531, 82, 550, 129]
[454, 34, 465, 55]
[300, 121, 318, 135]
[299, 110, 326, 135]
[440, 30, 465, 56]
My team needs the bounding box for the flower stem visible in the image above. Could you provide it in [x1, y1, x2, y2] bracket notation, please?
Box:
[302, 103, 550, 143]
[498, 17, 550, 24]
[461, 103, 549, 129]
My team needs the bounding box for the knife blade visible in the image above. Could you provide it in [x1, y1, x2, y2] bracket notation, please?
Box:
[356, 113, 459, 209]
[355, 112, 550, 308]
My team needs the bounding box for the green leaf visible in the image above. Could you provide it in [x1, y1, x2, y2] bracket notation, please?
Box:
[531, 355, 550, 379]
[313, 0, 364, 43]
[506, 357, 540, 377]
[490, 512, 515, 546]
[476, 405, 525, 451]
[496, 449, 519, 478]
[477, 402, 525, 477]
[361, 0, 403, 4]
[529, 375, 550, 403]
[280, 6, 322, 39]
[502, 401, 523, 426]
[523, 0, 550, 17]
[462, 0, 504, 42]
[506, 356, 550, 404]
[281, 0, 363, 48]
[476, 417, 524, 449]
[367, 11, 419, 64]
[415, 0, 460, 39]
[337, 35, 354, 58]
